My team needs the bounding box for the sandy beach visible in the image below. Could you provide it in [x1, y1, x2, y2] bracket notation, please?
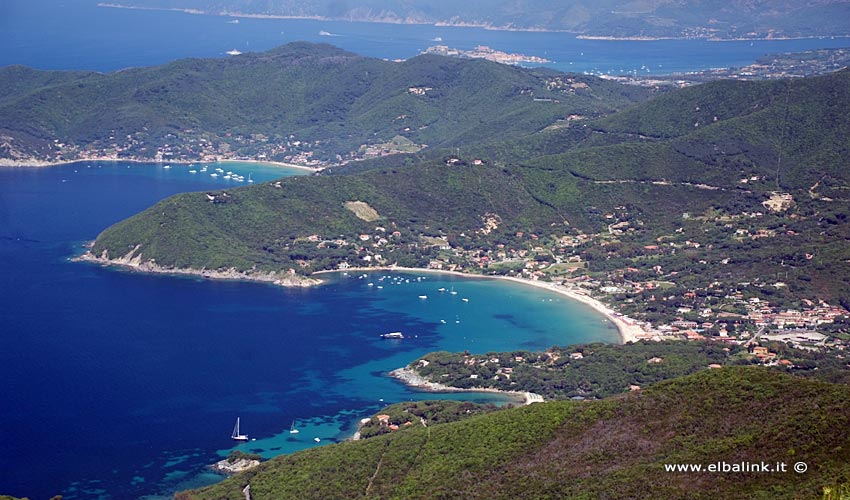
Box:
[315, 266, 641, 343]
[0, 156, 323, 171]
[218, 159, 321, 172]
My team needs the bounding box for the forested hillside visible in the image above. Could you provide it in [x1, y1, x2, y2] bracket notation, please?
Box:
[180, 368, 850, 499]
[0, 43, 649, 165]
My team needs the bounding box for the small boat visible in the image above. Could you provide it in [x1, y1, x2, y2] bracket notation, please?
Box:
[380, 332, 404, 339]
[314, 437, 321, 442]
[418, 295, 428, 300]
[163, 165, 171, 169]
[437, 288, 446, 292]
[231, 417, 249, 441]
[247, 173, 254, 183]
[449, 287, 458, 295]
[462, 298, 469, 302]
[289, 421, 299, 434]
[226, 49, 242, 56]
[210, 173, 218, 177]
[189, 169, 197, 174]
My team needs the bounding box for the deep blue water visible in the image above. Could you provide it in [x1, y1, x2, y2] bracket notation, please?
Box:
[0, 162, 619, 499]
[1, 0, 849, 75]
[1, 4, 844, 498]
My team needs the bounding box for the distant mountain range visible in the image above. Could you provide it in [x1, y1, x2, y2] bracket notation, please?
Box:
[103, 0, 850, 39]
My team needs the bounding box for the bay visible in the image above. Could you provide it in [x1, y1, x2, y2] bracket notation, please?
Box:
[2, 3, 838, 497]
[0, 161, 618, 499]
[2, 0, 849, 75]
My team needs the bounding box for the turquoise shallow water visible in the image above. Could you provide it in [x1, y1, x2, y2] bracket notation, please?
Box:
[0, 161, 617, 499]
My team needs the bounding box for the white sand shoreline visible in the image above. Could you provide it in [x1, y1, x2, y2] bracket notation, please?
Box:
[0, 156, 323, 172]
[314, 266, 640, 343]
[74, 254, 638, 342]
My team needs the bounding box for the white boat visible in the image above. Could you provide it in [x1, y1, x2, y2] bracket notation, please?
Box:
[449, 287, 458, 295]
[462, 298, 469, 302]
[231, 417, 249, 441]
[247, 173, 254, 183]
[210, 173, 218, 178]
[380, 331, 404, 339]
[418, 295, 428, 299]
[314, 437, 321, 442]
[289, 421, 300, 434]
[189, 169, 197, 174]
[226, 49, 242, 56]
[163, 165, 171, 169]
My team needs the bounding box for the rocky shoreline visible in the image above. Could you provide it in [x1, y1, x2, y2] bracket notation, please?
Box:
[211, 457, 261, 475]
[389, 366, 543, 405]
[74, 247, 321, 288]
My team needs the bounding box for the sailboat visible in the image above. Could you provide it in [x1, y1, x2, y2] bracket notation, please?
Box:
[289, 421, 300, 434]
[231, 417, 249, 441]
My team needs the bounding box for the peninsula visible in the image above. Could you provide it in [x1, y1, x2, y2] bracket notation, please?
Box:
[53, 49, 849, 363]
[422, 45, 550, 65]
[97, 1, 850, 40]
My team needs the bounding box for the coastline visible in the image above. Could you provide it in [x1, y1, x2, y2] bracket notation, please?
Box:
[314, 266, 640, 343]
[74, 248, 321, 288]
[389, 366, 543, 405]
[94, 4, 850, 41]
[72, 254, 639, 341]
[217, 159, 320, 172]
[0, 156, 323, 171]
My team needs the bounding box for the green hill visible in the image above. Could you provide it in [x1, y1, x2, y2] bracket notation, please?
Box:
[85, 69, 850, 305]
[178, 367, 850, 499]
[0, 42, 650, 164]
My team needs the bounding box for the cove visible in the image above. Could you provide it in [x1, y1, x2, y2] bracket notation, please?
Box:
[0, 161, 617, 499]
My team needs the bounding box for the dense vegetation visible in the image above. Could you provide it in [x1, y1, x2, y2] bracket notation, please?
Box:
[357, 400, 501, 439]
[109, 0, 850, 39]
[87, 68, 850, 306]
[180, 367, 850, 499]
[409, 340, 850, 399]
[0, 43, 650, 163]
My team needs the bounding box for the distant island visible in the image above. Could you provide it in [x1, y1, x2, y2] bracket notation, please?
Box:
[98, 1, 850, 40]
[422, 45, 550, 65]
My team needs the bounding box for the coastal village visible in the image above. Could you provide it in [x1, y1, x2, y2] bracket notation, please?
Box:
[292, 184, 850, 363]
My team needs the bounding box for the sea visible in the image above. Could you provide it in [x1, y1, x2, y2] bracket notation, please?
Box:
[2, 0, 849, 75]
[1, 3, 848, 499]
